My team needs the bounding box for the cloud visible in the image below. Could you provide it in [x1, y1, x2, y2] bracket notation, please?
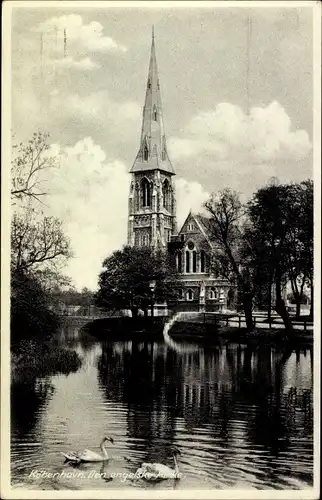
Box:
[41, 137, 130, 290]
[32, 14, 127, 75]
[168, 101, 312, 163]
[54, 56, 100, 71]
[175, 178, 210, 228]
[37, 138, 208, 289]
[36, 14, 127, 54]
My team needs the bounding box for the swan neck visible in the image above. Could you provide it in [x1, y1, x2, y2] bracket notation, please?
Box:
[100, 442, 108, 456]
[173, 454, 179, 475]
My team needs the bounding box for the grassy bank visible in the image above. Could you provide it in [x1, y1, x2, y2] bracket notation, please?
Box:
[171, 322, 313, 348]
[11, 340, 82, 384]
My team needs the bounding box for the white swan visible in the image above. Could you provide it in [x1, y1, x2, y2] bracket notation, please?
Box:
[135, 449, 181, 482]
[61, 436, 114, 463]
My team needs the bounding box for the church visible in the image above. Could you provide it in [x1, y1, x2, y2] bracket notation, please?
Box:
[127, 31, 235, 312]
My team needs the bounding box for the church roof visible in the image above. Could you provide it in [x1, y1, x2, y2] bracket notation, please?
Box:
[130, 28, 175, 175]
[178, 212, 214, 247]
[194, 215, 213, 235]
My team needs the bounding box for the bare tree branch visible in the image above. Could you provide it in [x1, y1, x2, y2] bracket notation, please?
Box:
[11, 131, 58, 204]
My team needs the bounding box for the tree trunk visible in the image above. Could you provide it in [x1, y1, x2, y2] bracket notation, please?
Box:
[310, 282, 313, 318]
[131, 307, 138, 319]
[242, 292, 254, 332]
[275, 274, 293, 332]
[143, 309, 148, 318]
[267, 280, 272, 322]
[290, 273, 305, 319]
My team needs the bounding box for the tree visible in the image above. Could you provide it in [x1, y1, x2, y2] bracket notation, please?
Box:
[286, 180, 313, 318]
[11, 131, 57, 204]
[246, 182, 313, 330]
[11, 208, 71, 274]
[95, 246, 177, 318]
[11, 268, 59, 345]
[204, 189, 255, 331]
[10, 132, 72, 344]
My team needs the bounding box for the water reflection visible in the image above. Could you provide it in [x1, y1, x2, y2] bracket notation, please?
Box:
[97, 341, 313, 487]
[11, 329, 313, 490]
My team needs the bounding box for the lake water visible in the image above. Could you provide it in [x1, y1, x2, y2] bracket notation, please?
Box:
[11, 322, 313, 491]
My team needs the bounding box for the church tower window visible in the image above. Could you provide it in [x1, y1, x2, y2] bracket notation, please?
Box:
[141, 178, 151, 207]
[135, 183, 140, 210]
[162, 179, 170, 211]
[186, 289, 194, 301]
[153, 106, 157, 121]
[143, 145, 149, 161]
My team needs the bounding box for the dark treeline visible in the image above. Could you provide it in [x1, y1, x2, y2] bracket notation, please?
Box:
[52, 287, 95, 308]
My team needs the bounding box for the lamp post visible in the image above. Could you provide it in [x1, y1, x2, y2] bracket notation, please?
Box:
[149, 280, 156, 318]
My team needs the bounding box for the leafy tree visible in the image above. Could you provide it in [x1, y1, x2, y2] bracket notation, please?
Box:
[204, 189, 255, 331]
[95, 246, 177, 318]
[11, 268, 59, 346]
[285, 180, 313, 318]
[246, 181, 313, 329]
[52, 287, 95, 311]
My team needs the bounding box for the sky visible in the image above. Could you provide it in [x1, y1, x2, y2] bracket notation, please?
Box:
[10, 4, 314, 290]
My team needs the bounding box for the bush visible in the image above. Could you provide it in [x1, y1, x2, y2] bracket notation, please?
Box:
[11, 341, 82, 382]
[11, 269, 61, 347]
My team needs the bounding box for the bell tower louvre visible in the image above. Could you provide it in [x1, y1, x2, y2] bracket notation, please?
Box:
[127, 28, 177, 250]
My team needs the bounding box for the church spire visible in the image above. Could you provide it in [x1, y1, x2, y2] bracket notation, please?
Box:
[130, 29, 175, 175]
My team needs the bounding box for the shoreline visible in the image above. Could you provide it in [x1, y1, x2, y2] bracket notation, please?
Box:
[83, 317, 313, 348]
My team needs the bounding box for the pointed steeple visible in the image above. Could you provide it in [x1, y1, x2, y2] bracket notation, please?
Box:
[130, 29, 175, 175]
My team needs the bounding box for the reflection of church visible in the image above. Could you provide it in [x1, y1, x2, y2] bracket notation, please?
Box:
[127, 31, 234, 311]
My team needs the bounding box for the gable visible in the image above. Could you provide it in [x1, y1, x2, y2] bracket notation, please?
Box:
[178, 212, 213, 250]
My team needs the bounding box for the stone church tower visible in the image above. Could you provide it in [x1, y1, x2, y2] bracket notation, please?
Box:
[127, 29, 177, 250]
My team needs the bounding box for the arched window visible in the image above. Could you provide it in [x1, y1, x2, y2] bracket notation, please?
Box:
[134, 232, 140, 246]
[209, 288, 218, 300]
[200, 250, 205, 273]
[143, 145, 149, 161]
[141, 178, 151, 207]
[162, 179, 171, 211]
[192, 251, 197, 273]
[186, 289, 194, 301]
[153, 106, 157, 121]
[185, 251, 190, 273]
[185, 242, 197, 274]
[176, 251, 182, 273]
[135, 183, 140, 210]
[177, 289, 184, 301]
